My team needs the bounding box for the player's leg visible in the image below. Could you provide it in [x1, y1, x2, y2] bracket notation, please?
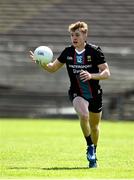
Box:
[72, 96, 102, 168]
[86, 94, 102, 168]
[86, 112, 102, 168]
[73, 96, 96, 168]
[89, 111, 102, 149]
[72, 96, 90, 137]
[89, 112, 102, 146]
[88, 94, 102, 150]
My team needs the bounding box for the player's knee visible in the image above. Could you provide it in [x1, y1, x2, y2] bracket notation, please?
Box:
[79, 113, 89, 121]
[90, 125, 99, 133]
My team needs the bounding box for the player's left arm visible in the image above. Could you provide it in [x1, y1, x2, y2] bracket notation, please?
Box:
[80, 63, 111, 82]
[92, 62, 111, 80]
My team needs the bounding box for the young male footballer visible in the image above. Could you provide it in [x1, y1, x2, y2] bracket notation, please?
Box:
[29, 21, 110, 168]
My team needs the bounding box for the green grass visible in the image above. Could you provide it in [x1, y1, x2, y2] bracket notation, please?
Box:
[0, 118, 134, 179]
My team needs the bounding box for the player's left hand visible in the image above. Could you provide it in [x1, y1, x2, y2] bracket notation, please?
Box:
[80, 70, 92, 82]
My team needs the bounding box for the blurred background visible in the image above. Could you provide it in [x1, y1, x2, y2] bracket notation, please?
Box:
[0, 0, 134, 120]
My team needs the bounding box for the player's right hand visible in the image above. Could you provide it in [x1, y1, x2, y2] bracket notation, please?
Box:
[29, 50, 41, 65]
[29, 50, 36, 63]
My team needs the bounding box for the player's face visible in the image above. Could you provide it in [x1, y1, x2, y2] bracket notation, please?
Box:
[70, 29, 87, 50]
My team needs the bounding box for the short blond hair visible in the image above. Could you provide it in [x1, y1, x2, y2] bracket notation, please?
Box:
[68, 21, 88, 33]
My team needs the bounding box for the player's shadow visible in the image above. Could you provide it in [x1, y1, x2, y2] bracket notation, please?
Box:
[8, 166, 88, 170]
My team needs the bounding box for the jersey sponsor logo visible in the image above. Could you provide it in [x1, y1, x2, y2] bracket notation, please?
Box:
[68, 64, 92, 74]
[73, 69, 81, 74]
[68, 64, 92, 69]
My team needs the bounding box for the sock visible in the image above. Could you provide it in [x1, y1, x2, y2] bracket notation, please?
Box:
[94, 145, 97, 153]
[85, 135, 93, 146]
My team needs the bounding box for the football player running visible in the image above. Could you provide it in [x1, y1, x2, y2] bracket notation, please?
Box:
[29, 21, 110, 168]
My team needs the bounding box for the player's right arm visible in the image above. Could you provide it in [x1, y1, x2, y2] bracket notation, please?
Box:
[42, 59, 64, 73]
[29, 50, 64, 73]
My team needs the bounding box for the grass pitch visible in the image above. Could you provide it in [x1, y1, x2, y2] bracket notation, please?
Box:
[0, 118, 134, 179]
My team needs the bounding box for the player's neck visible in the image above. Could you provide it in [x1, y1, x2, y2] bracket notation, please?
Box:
[75, 42, 86, 52]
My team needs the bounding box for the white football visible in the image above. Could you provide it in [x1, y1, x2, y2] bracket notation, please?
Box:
[34, 46, 53, 64]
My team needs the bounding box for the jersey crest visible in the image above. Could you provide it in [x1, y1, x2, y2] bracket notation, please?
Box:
[87, 55, 91, 62]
